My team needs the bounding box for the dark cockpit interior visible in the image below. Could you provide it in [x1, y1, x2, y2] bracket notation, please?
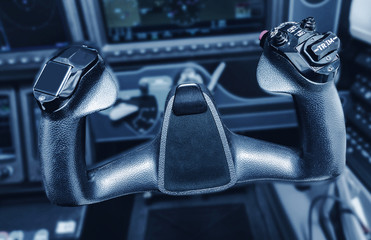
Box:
[0, 0, 370, 239]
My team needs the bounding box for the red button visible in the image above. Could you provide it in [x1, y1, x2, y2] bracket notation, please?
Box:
[259, 30, 269, 40]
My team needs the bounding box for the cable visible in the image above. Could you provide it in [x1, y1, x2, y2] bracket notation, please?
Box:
[340, 209, 371, 235]
[308, 195, 370, 240]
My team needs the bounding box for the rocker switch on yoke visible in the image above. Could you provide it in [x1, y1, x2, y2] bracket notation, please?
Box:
[307, 33, 340, 61]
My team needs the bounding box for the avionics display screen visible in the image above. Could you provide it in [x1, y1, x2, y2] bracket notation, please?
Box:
[0, 0, 70, 52]
[100, 0, 266, 43]
[0, 96, 15, 162]
[26, 92, 41, 159]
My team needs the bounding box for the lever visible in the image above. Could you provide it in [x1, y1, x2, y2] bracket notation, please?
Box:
[208, 62, 226, 92]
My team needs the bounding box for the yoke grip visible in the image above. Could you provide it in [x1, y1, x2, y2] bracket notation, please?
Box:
[256, 50, 346, 180]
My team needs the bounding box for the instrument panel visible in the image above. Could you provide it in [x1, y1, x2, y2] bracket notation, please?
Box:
[0, 90, 23, 185]
[100, 0, 266, 43]
[81, 0, 283, 63]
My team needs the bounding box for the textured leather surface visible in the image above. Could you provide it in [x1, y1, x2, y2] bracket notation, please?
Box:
[158, 90, 235, 195]
[38, 47, 346, 206]
[164, 108, 230, 192]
